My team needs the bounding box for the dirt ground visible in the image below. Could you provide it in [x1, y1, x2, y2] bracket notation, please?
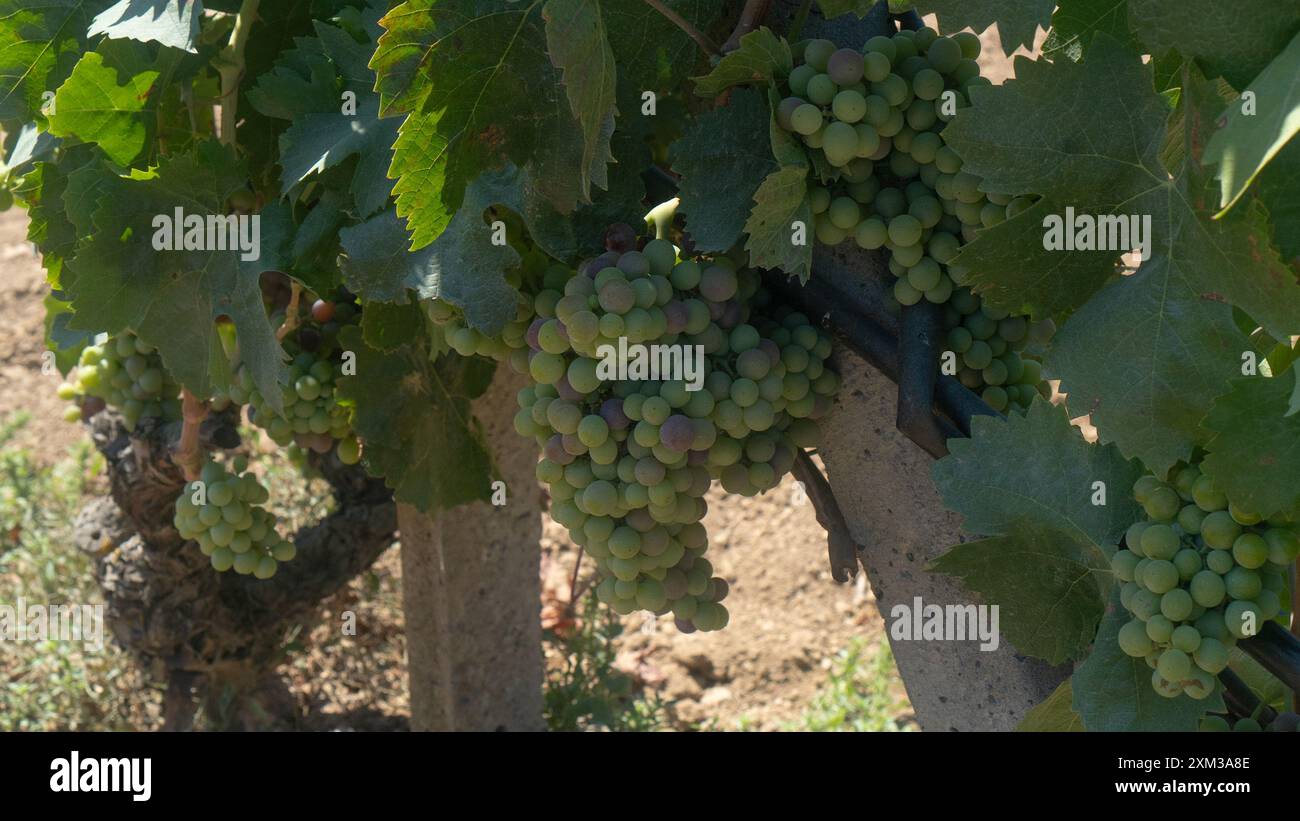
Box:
[0, 20, 1040, 731]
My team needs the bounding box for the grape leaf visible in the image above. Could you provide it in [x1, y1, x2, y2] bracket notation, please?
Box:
[932, 399, 1145, 548]
[913, 0, 1055, 55]
[1258, 138, 1300, 264]
[48, 51, 159, 166]
[336, 325, 496, 512]
[743, 164, 812, 280]
[277, 95, 400, 217]
[3, 123, 59, 174]
[1203, 30, 1300, 215]
[930, 519, 1111, 664]
[543, 0, 617, 198]
[1042, 0, 1136, 62]
[1200, 373, 1300, 519]
[691, 27, 791, 97]
[1017, 679, 1084, 732]
[930, 399, 1144, 663]
[339, 169, 524, 335]
[60, 141, 291, 413]
[1072, 592, 1224, 731]
[371, 0, 590, 250]
[1128, 0, 1300, 91]
[943, 38, 1299, 472]
[89, 0, 202, 53]
[672, 88, 774, 253]
[0, 0, 107, 121]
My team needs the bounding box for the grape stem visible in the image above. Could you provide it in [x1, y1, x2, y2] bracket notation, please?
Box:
[721, 0, 772, 52]
[174, 389, 209, 482]
[275, 281, 302, 342]
[215, 0, 261, 147]
[643, 197, 680, 239]
[791, 449, 860, 583]
[642, 0, 719, 57]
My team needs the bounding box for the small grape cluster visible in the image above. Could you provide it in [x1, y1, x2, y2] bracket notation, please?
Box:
[173, 457, 296, 578]
[1114, 462, 1299, 700]
[58, 330, 182, 430]
[222, 300, 360, 464]
[940, 288, 1055, 413]
[442, 230, 839, 631]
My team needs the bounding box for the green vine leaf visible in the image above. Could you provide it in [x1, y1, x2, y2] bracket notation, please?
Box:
[743, 163, 811, 280]
[89, 0, 203, 53]
[371, 0, 591, 250]
[1072, 592, 1225, 731]
[48, 51, 158, 166]
[1017, 679, 1084, 732]
[1200, 372, 1300, 519]
[930, 400, 1142, 663]
[336, 325, 496, 513]
[672, 87, 774, 253]
[1258, 138, 1300, 263]
[944, 37, 1300, 473]
[543, 0, 617, 198]
[930, 519, 1111, 665]
[1128, 0, 1300, 91]
[815, 0, 876, 19]
[0, 0, 106, 121]
[60, 142, 292, 412]
[339, 169, 524, 335]
[1203, 29, 1300, 215]
[691, 27, 791, 97]
[932, 399, 1144, 547]
[1042, 0, 1136, 62]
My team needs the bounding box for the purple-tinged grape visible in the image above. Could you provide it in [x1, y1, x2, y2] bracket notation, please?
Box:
[687, 449, 708, 466]
[674, 618, 697, 635]
[759, 338, 781, 366]
[526, 317, 546, 351]
[604, 223, 637, 253]
[776, 96, 805, 131]
[663, 300, 689, 333]
[710, 578, 729, 601]
[586, 251, 620, 278]
[827, 48, 865, 85]
[543, 434, 575, 466]
[660, 414, 696, 452]
[719, 300, 742, 329]
[600, 397, 630, 430]
[555, 374, 584, 402]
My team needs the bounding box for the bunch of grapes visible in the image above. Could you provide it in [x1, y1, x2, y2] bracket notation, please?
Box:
[222, 299, 361, 464]
[1114, 461, 1299, 700]
[776, 28, 1056, 408]
[449, 230, 838, 631]
[940, 288, 1055, 412]
[57, 330, 182, 430]
[173, 456, 296, 578]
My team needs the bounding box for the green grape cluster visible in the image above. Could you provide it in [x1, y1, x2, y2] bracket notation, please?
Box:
[475, 235, 838, 631]
[940, 288, 1056, 412]
[222, 304, 361, 464]
[173, 456, 296, 578]
[57, 330, 182, 430]
[1114, 462, 1299, 700]
[775, 28, 1053, 409]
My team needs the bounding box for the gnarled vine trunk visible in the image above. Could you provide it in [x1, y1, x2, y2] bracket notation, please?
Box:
[73, 411, 397, 730]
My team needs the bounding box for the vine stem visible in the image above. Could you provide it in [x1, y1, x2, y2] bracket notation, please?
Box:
[643, 0, 719, 57]
[787, 0, 813, 42]
[216, 0, 261, 147]
[174, 389, 209, 482]
[721, 0, 772, 52]
[275, 281, 302, 341]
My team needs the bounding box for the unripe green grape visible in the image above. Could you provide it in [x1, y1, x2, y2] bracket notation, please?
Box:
[1231, 533, 1269, 569]
[1205, 548, 1234, 574]
[1144, 614, 1174, 643]
[788, 64, 817, 96]
[1160, 588, 1193, 621]
[790, 103, 824, 136]
[1192, 475, 1227, 511]
[807, 73, 836, 106]
[1200, 510, 1241, 549]
[822, 121, 860, 167]
[1118, 619, 1153, 657]
[855, 218, 888, 249]
[804, 39, 836, 71]
[1264, 527, 1300, 564]
[1142, 559, 1178, 594]
[1224, 599, 1261, 638]
[828, 196, 861, 230]
[1143, 487, 1181, 522]
[1224, 566, 1262, 600]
